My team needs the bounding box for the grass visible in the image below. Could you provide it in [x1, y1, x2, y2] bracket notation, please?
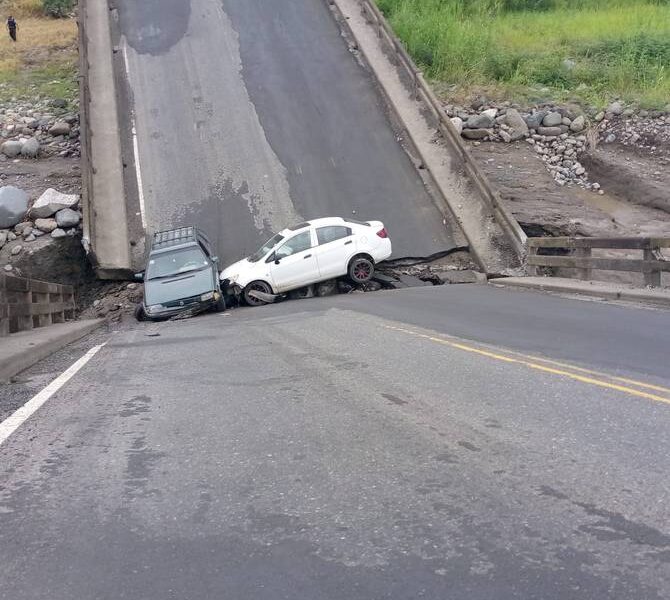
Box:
[376, 0, 670, 108]
[0, 0, 77, 103]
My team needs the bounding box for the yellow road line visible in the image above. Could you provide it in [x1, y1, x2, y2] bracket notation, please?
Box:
[383, 325, 670, 406]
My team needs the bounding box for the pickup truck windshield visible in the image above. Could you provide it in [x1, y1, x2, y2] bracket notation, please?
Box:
[147, 247, 209, 279]
[248, 233, 284, 263]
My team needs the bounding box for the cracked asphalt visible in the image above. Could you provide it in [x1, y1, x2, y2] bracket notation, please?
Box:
[1, 284, 669, 598]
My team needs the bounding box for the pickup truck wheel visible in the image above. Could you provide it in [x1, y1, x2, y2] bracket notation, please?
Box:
[348, 256, 374, 283]
[244, 281, 272, 306]
[134, 303, 147, 322]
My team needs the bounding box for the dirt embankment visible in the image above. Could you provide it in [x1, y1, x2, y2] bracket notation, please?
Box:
[446, 98, 670, 240]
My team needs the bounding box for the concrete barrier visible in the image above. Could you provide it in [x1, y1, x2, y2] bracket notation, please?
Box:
[79, 0, 133, 278]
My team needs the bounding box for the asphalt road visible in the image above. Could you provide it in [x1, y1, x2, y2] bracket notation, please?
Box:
[1, 285, 669, 598]
[115, 0, 459, 263]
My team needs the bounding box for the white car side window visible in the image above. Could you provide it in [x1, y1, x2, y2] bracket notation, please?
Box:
[276, 231, 312, 258]
[316, 226, 352, 245]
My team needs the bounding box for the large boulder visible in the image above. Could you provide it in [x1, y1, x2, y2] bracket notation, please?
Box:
[21, 137, 40, 158]
[1, 140, 23, 158]
[55, 208, 80, 228]
[48, 121, 71, 136]
[0, 186, 29, 229]
[31, 188, 79, 218]
[503, 109, 529, 141]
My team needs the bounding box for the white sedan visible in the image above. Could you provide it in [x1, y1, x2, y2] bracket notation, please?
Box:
[220, 217, 392, 306]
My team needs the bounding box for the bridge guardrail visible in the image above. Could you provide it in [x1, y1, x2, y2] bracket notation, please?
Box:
[355, 0, 527, 261]
[527, 237, 670, 286]
[0, 275, 75, 337]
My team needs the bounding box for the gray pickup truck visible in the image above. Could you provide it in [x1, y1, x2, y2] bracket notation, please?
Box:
[134, 226, 225, 321]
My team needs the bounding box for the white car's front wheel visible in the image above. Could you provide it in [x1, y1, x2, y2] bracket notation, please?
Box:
[348, 256, 374, 284]
[244, 280, 273, 306]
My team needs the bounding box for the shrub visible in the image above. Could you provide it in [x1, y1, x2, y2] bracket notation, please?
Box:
[42, 0, 74, 17]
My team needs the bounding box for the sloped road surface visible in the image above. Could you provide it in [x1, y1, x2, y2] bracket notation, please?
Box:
[116, 0, 459, 263]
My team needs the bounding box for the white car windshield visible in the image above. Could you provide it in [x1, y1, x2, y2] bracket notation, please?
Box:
[146, 247, 209, 279]
[249, 233, 284, 262]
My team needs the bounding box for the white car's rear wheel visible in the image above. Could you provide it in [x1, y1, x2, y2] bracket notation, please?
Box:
[348, 256, 374, 283]
[244, 281, 273, 306]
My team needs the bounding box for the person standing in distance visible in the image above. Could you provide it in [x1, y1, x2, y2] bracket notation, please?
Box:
[7, 15, 18, 42]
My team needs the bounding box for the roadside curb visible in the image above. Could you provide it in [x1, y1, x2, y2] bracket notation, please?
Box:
[489, 277, 670, 309]
[0, 320, 104, 382]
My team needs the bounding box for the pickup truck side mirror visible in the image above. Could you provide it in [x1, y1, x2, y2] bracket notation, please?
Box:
[266, 252, 278, 265]
[134, 272, 144, 281]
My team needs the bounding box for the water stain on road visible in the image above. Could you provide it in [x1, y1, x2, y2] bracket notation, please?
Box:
[119, 0, 191, 55]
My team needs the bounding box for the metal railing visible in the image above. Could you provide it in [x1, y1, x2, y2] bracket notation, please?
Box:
[527, 237, 670, 286]
[356, 0, 527, 261]
[0, 274, 75, 337]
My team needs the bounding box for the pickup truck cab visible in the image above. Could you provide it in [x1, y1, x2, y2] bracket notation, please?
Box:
[135, 226, 225, 320]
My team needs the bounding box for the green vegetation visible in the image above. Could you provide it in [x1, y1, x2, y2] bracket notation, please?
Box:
[0, 0, 77, 102]
[376, 0, 670, 108]
[41, 0, 74, 18]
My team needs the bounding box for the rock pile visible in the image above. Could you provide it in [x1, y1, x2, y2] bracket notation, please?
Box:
[0, 188, 82, 251]
[444, 97, 670, 192]
[0, 99, 80, 160]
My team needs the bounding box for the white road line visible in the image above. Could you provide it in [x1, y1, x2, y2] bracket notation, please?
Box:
[121, 41, 147, 230]
[0, 344, 106, 447]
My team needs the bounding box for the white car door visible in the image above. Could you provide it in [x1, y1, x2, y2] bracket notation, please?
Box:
[269, 229, 319, 292]
[313, 225, 355, 279]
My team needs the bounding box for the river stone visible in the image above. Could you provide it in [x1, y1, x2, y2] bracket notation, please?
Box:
[481, 108, 497, 120]
[0, 230, 7, 248]
[20, 137, 40, 158]
[466, 114, 494, 129]
[1, 140, 23, 158]
[51, 228, 67, 239]
[570, 115, 586, 132]
[450, 117, 463, 135]
[503, 109, 529, 141]
[55, 208, 80, 228]
[10, 244, 22, 256]
[607, 101, 623, 115]
[48, 121, 71, 136]
[524, 111, 545, 130]
[0, 186, 29, 229]
[542, 112, 563, 127]
[34, 217, 58, 232]
[31, 188, 79, 218]
[537, 126, 563, 137]
[461, 128, 491, 140]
